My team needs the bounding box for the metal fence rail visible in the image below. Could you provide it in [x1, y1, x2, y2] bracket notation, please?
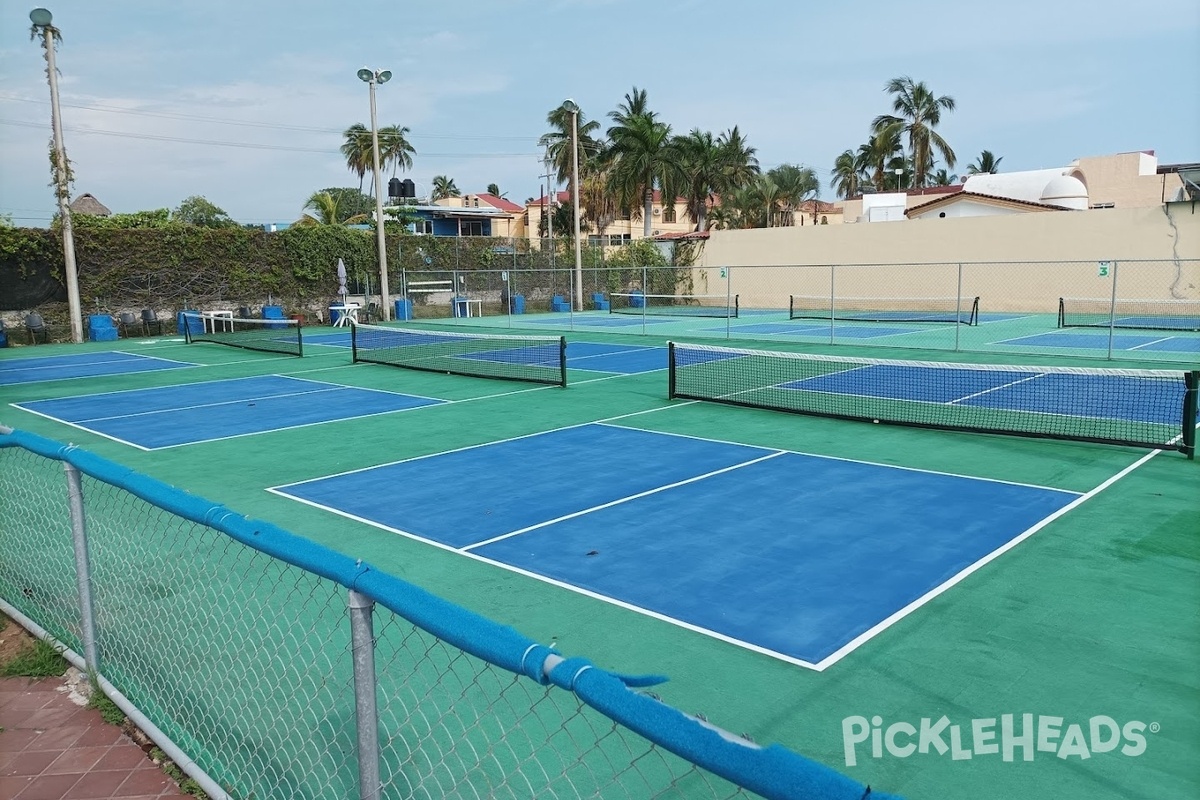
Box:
[0, 425, 896, 800]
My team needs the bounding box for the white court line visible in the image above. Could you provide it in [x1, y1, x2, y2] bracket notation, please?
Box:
[812, 447, 1167, 672]
[1128, 337, 1174, 351]
[947, 372, 1046, 404]
[463, 451, 787, 550]
[593, 421, 1082, 495]
[8, 373, 344, 404]
[67, 386, 349, 424]
[9, 406, 153, 452]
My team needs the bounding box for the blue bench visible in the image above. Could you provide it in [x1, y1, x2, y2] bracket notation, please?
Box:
[88, 314, 119, 342]
[550, 295, 571, 312]
[262, 305, 288, 328]
[591, 292, 610, 311]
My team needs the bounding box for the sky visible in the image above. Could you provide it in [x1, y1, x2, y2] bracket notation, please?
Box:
[1, 0, 1197, 227]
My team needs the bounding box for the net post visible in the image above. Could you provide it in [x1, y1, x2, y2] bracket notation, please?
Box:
[788, 294, 794, 320]
[350, 319, 359, 363]
[733, 294, 739, 319]
[559, 336, 567, 387]
[63, 462, 100, 674]
[667, 341, 676, 398]
[183, 313, 193, 344]
[347, 589, 381, 800]
[1057, 297, 1066, 328]
[1183, 371, 1198, 460]
[296, 318, 304, 358]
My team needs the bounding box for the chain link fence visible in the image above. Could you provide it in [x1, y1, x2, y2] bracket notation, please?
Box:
[0, 427, 894, 800]
[404, 259, 1198, 364]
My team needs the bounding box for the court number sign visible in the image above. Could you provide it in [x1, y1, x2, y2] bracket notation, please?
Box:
[1098, 261, 1111, 277]
[720, 268, 727, 278]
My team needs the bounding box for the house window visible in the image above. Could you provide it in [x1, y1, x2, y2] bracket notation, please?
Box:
[410, 219, 433, 235]
[460, 220, 485, 237]
[662, 205, 676, 223]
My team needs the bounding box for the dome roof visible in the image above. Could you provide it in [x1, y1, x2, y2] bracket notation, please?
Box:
[1040, 175, 1089, 210]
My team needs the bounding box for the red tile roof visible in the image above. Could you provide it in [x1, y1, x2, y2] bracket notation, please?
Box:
[905, 191, 1071, 216]
[475, 193, 523, 213]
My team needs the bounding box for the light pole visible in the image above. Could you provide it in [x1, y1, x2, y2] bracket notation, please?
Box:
[31, 8, 82, 343]
[564, 100, 583, 311]
[358, 67, 392, 321]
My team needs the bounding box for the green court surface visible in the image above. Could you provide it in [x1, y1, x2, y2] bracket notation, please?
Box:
[1, 322, 1197, 800]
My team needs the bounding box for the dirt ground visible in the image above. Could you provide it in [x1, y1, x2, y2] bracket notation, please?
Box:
[0, 614, 39, 666]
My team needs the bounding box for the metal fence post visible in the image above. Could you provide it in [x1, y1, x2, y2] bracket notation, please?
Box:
[955, 263, 964, 352]
[63, 462, 99, 673]
[348, 589, 381, 800]
[1107, 260, 1119, 360]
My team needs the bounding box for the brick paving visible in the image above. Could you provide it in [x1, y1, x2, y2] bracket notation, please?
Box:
[0, 675, 189, 800]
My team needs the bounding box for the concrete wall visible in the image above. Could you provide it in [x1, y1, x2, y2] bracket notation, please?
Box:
[692, 203, 1200, 313]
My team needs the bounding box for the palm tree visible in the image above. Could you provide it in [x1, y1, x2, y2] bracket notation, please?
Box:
[296, 190, 369, 226]
[538, 102, 602, 201]
[769, 164, 820, 226]
[831, 150, 863, 199]
[857, 126, 904, 193]
[716, 126, 760, 190]
[341, 123, 415, 191]
[377, 125, 415, 176]
[931, 168, 959, 186]
[677, 129, 726, 232]
[606, 86, 655, 138]
[430, 175, 460, 202]
[341, 124, 373, 193]
[486, 183, 501, 197]
[871, 76, 956, 189]
[966, 150, 1003, 175]
[606, 111, 684, 237]
[580, 160, 617, 241]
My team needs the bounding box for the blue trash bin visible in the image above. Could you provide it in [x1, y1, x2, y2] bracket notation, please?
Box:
[329, 306, 347, 326]
[510, 294, 525, 315]
[629, 290, 645, 309]
[394, 298, 413, 320]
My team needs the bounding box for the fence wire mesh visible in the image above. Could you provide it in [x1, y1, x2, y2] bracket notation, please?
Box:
[394, 259, 1198, 364]
[0, 435, 880, 800]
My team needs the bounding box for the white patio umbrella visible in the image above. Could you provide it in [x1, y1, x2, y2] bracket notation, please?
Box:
[336, 258, 348, 304]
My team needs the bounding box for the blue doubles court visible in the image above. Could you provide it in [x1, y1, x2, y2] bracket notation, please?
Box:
[0, 350, 195, 385]
[13, 375, 441, 449]
[273, 423, 1081, 668]
[999, 332, 1200, 354]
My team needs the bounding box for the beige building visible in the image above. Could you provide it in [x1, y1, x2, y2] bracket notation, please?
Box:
[523, 190, 694, 247]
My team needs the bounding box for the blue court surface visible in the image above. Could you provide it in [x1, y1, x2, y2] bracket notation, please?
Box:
[998, 332, 1200, 353]
[524, 315, 672, 328]
[13, 375, 442, 449]
[0, 351, 195, 386]
[273, 423, 1080, 667]
[714, 322, 916, 339]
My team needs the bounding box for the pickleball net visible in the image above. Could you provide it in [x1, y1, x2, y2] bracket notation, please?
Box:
[668, 341, 1199, 457]
[1057, 297, 1200, 331]
[183, 313, 303, 356]
[610, 292, 739, 318]
[789, 295, 980, 325]
[352, 322, 567, 386]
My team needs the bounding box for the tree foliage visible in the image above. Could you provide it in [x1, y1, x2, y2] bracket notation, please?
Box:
[173, 196, 238, 228]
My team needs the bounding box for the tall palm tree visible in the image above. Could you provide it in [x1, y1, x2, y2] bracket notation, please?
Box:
[538, 102, 601, 202]
[931, 168, 959, 186]
[716, 126, 760, 190]
[831, 149, 863, 199]
[377, 125, 415, 176]
[430, 175, 460, 202]
[341, 124, 373, 193]
[341, 123, 415, 191]
[676, 129, 726, 232]
[871, 76, 956, 189]
[966, 150, 1003, 175]
[606, 86, 655, 138]
[606, 112, 684, 237]
[580, 160, 617, 240]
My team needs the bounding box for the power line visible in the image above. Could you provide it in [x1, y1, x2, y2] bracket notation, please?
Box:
[0, 119, 540, 158]
[0, 94, 540, 142]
